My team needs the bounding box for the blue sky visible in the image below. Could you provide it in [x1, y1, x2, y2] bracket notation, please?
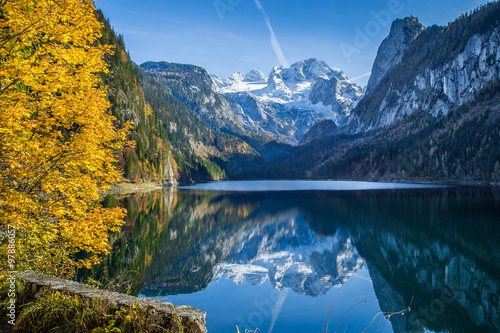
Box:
[95, 0, 487, 87]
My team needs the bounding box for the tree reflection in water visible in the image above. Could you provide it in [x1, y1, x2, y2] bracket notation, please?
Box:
[79, 186, 500, 333]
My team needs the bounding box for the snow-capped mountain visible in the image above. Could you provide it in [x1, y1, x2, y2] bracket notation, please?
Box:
[213, 59, 363, 145]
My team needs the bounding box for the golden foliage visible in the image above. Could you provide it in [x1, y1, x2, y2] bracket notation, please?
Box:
[0, 0, 131, 278]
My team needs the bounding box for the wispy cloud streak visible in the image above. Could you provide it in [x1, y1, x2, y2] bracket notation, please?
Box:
[268, 289, 289, 333]
[252, 0, 288, 67]
[351, 72, 371, 81]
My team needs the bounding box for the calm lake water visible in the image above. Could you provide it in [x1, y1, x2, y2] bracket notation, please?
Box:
[87, 181, 500, 333]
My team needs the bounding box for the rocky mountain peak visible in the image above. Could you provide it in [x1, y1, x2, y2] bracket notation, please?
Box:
[210, 73, 224, 90]
[280, 58, 338, 82]
[349, 3, 500, 133]
[365, 16, 425, 95]
[267, 65, 284, 83]
[243, 69, 267, 82]
[224, 71, 245, 86]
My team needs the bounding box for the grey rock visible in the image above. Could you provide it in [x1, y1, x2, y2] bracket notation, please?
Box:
[10, 270, 207, 333]
[365, 16, 424, 95]
[243, 70, 267, 82]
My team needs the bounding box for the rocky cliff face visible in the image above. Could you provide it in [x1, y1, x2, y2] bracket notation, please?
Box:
[365, 16, 424, 95]
[350, 15, 500, 133]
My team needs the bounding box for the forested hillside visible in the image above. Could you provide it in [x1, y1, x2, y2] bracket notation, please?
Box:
[98, 12, 176, 183]
[97, 12, 257, 183]
[141, 61, 247, 135]
[313, 82, 500, 181]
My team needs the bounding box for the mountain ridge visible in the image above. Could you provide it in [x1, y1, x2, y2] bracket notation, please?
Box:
[349, 3, 500, 132]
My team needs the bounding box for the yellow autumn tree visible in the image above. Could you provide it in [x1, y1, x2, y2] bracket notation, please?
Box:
[0, 0, 131, 278]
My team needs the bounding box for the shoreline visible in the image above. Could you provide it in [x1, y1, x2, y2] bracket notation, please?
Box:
[104, 179, 499, 195]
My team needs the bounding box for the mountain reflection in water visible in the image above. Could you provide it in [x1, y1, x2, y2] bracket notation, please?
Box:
[81, 186, 500, 333]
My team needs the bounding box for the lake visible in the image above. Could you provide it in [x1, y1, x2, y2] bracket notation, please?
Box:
[87, 181, 500, 333]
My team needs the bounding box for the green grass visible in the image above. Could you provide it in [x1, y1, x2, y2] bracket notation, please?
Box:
[0, 273, 184, 333]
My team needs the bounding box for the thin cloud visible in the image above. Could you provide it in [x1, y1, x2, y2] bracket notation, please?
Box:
[350, 72, 371, 81]
[253, 0, 288, 67]
[268, 289, 289, 333]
